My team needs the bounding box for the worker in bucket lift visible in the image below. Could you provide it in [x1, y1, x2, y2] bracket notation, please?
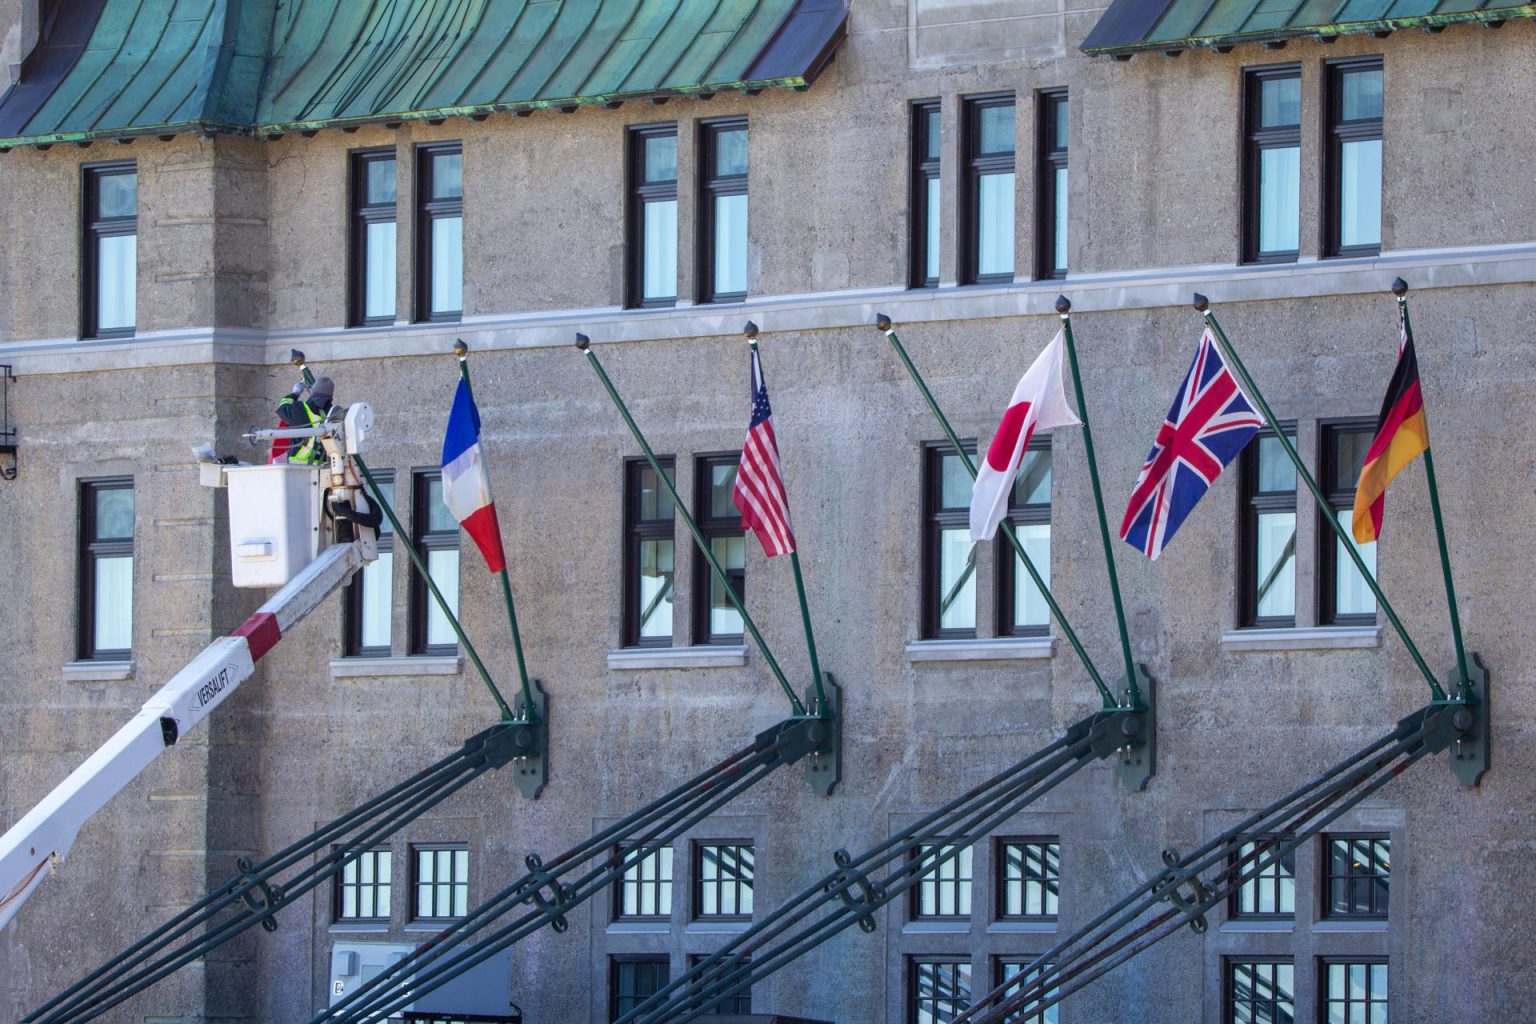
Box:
[276, 375, 335, 464]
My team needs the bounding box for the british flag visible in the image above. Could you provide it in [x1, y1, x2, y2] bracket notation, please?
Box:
[1120, 327, 1263, 560]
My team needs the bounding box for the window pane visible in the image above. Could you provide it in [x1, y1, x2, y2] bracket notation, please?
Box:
[364, 221, 397, 320]
[431, 216, 463, 313]
[1255, 511, 1296, 619]
[425, 548, 459, 647]
[709, 462, 738, 518]
[639, 465, 674, 521]
[638, 539, 674, 639]
[924, 108, 941, 161]
[93, 555, 133, 651]
[642, 199, 677, 301]
[371, 480, 395, 536]
[359, 551, 393, 649]
[1260, 76, 1301, 128]
[714, 129, 748, 177]
[95, 487, 134, 538]
[924, 176, 941, 281]
[97, 172, 137, 218]
[96, 234, 137, 331]
[1257, 435, 1296, 493]
[1341, 69, 1383, 121]
[938, 528, 977, 631]
[1258, 147, 1300, 254]
[1333, 432, 1371, 492]
[710, 536, 745, 636]
[1339, 139, 1382, 249]
[1052, 166, 1068, 272]
[940, 453, 971, 509]
[1335, 509, 1377, 616]
[1013, 449, 1051, 505]
[426, 477, 455, 532]
[978, 103, 1014, 153]
[1053, 98, 1069, 149]
[431, 152, 463, 199]
[977, 171, 1015, 277]
[1013, 524, 1050, 629]
[713, 194, 748, 295]
[365, 159, 396, 205]
[644, 135, 677, 182]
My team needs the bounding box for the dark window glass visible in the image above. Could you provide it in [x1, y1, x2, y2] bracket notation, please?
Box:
[1242, 66, 1301, 263]
[998, 441, 1052, 636]
[962, 95, 1016, 283]
[910, 959, 972, 1024]
[687, 954, 752, 1014]
[694, 842, 754, 919]
[334, 846, 392, 922]
[911, 844, 972, 919]
[1320, 422, 1378, 625]
[628, 124, 679, 307]
[1238, 426, 1297, 627]
[1226, 960, 1295, 1024]
[923, 442, 978, 638]
[1227, 835, 1295, 919]
[624, 458, 676, 647]
[694, 455, 744, 645]
[995, 960, 1058, 1024]
[416, 143, 463, 322]
[911, 101, 942, 288]
[411, 844, 468, 920]
[82, 164, 137, 337]
[615, 844, 673, 919]
[78, 478, 134, 659]
[998, 839, 1059, 919]
[350, 150, 397, 326]
[409, 471, 460, 655]
[611, 956, 670, 1021]
[1036, 90, 1068, 279]
[1321, 960, 1388, 1024]
[1324, 834, 1390, 919]
[345, 474, 394, 656]
[1325, 59, 1384, 258]
[699, 119, 748, 303]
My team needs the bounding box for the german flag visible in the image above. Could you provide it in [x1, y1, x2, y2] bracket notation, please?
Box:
[1351, 323, 1429, 544]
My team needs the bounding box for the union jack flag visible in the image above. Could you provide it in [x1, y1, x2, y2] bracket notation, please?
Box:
[734, 347, 796, 557]
[1120, 327, 1263, 559]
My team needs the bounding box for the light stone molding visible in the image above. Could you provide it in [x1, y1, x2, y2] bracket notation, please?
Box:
[328, 655, 463, 678]
[1219, 626, 1382, 653]
[606, 646, 749, 671]
[63, 660, 135, 682]
[904, 637, 1056, 662]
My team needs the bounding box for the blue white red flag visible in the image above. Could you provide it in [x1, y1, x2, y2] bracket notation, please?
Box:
[1120, 327, 1262, 560]
[733, 347, 796, 557]
[441, 379, 507, 573]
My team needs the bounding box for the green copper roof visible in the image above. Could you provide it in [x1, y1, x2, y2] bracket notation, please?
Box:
[0, 0, 847, 146]
[1082, 0, 1535, 57]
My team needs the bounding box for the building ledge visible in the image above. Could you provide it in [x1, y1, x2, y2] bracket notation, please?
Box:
[607, 646, 749, 671]
[63, 660, 134, 682]
[329, 655, 463, 678]
[606, 921, 671, 935]
[902, 920, 969, 935]
[684, 920, 753, 936]
[1220, 626, 1382, 653]
[1220, 919, 1296, 933]
[1312, 918, 1389, 934]
[905, 637, 1056, 663]
[985, 920, 1058, 935]
[328, 922, 390, 935]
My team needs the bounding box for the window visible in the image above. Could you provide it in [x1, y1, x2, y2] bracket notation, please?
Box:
[910, 959, 971, 1024]
[78, 478, 133, 660]
[997, 839, 1058, 920]
[416, 143, 463, 322]
[1242, 66, 1301, 264]
[1324, 834, 1390, 919]
[345, 473, 394, 656]
[962, 94, 1015, 284]
[349, 150, 397, 326]
[1320, 421, 1378, 626]
[995, 960, 1058, 1024]
[1321, 960, 1388, 1023]
[611, 956, 670, 1021]
[409, 471, 460, 655]
[334, 846, 392, 922]
[910, 101, 941, 288]
[922, 442, 978, 639]
[82, 163, 137, 338]
[693, 455, 744, 645]
[687, 955, 751, 1014]
[912, 844, 972, 919]
[616, 844, 674, 920]
[1238, 426, 1297, 628]
[1227, 835, 1295, 919]
[997, 441, 1051, 637]
[1324, 58, 1383, 258]
[1036, 90, 1068, 280]
[694, 842, 753, 920]
[699, 119, 748, 303]
[412, 844, 468, 921]
[624, 458, 676, 647]
[628, 124, 678, 307]
[1226, 960, 1294, 1024]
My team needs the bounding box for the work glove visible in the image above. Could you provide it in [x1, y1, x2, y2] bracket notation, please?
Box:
[288, 380, 307, 397]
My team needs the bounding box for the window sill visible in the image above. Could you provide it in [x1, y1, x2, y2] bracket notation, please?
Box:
[684, 920, 753, 935]
[607, 920, 671, 935]
[901, 920, 970, 935]
[606, 646, 748, 671]
[904, 637, 1056, 663]
[986, 920, 1057, 935]
[1312, 918, 1389, 933]
[1219, 626, 1381, 653]
[64, 660, 134, 682]
[405, 921, 463, 932]
[329, 655, 463, 678]
[328, 922, 391, 934]
[1220, 919, 1295, 933]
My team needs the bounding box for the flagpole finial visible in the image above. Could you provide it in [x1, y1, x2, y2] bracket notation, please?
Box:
[289, 348, 306, 367]
[1191, 293, 1210, 313]
[574, 333, 591, 352]
[874, 313, 892, 332]
[1055, 295, 1071, 315]
[743, 321, 759, 343]
[1391, 277, 1409, 297]
[452, 338, 469, 358]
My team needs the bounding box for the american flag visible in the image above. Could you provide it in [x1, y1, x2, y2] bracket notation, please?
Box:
[1120, 327, 1263, 560]
[733, 347, 797, 557]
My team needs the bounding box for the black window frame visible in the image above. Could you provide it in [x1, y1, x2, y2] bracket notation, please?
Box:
[344, 470, 395, 657]
[410, 843, 469, 922]
[1319, 419, 1380, 626]
[909, 842, 973, 921]
[623, 456, 676, 648]
[692, 453, 745, 646]
[1225, 833, 1296, 920]
[348, 148, 398, 328]
[613, 842, 674, 922]
[611, 955, 671, 1021]
[908, 957, 972, 1024]
[996, 436, 1052, 638]
[408, 469, 460, 656]
[81, 161, 138, 339]
[909, 99, 942, 289]
[627, 122, 679, 309]
[1224, 958, 1295, 1024]
[686, 954, 752, 1014]
[1035, 88, 1068, 281]
[993, 958, 1056, 1024]
[996, 836, 1060, 922]
[333, 845, 393, 923]
[1319, 957, 1389, 1024]
[1237, 423, 1298, 629]
[922, 440, 979, 640]
[1322, 56, 1384, 260]
[960, 93, 1017, 286]
[78, 476, 134, 660]
[415, 141, 464, 323]
[697, 117, 749, 305]
[1322, 833, 1390, 920]
[1241, 64, 1302, 265]
[693, 840, 754, 922]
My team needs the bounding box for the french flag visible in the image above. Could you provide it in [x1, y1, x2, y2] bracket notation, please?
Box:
[441, 380, 507, 574]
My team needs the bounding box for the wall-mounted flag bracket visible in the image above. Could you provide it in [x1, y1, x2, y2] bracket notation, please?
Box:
[1113, 669, 1155, 792]
[804, 673, 841, 796]
[1445, 653, 1489, 788]
[510, 678, 549, 799]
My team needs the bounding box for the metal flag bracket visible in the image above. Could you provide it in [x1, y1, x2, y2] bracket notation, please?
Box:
[1113, 669, 1156, 793]
[511, 679, 550, 800]
[1444, 653, 1490, 788]
[804, 673, 842, 797]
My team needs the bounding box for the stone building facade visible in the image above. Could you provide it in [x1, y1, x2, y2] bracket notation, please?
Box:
[0, 1, 1533, 1022]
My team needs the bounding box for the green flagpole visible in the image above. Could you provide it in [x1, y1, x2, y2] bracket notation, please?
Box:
[453, 339, 540, 723]
[1056, 297, 1141, 708]
[743, 322, 830, 714]
[876, 315, 1118, 710]
[1194, 295, 1449, 703]
[1393, 281, 1473, 702]
[577, 334, 811, 719]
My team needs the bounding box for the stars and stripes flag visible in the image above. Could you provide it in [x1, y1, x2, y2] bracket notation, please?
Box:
[1120, 327, 1263, 559]
[440, 379, 508, 573]
[733, 347, 797, 557]
[1351, 308, 1430, 543]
